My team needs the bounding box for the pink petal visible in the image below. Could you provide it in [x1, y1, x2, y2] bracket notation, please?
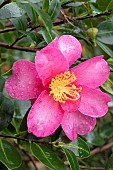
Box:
[61, 98, 81, 112]
[48, 35, 82, 66]
[71, 56, 110, 88]
[58, 35, 82, 66]
[35, 47, 69, 86]
[61, 110, 96, 140]
[5, 60, 43, 100]
[27, 90, 64, 137]
[78, 86, 111, 117]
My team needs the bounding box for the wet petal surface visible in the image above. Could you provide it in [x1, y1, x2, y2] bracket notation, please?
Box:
[78, 86, 111, 117]
[5, 60, 43, 100]
[27, 90, 64, 137]
[61, 110, 96, 140]
[71, 56, 110, 88]
[35, 47, 69, 86]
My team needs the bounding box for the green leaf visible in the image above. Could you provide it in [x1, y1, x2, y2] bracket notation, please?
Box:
[97, 0, 113, 11]
[97, 20, 113, 45]
[0, 76, 5, 92]
[11, 15, 27, 31]
[0, 93, 14, 131]
[60, 137, 90, 158]
[1, 69, 12, 77]
[31, 143, 66, 170]
[85, 131, 105, 146]
[101, 72, 113, 95]
[41, 27, 57, 44]
[107, 58, 113, 65]
[0, 2, 24, 19]
[63, 148, 79, 170]
[42, 0, 49, 12]
[96, 40, 113, 57]
[48, 0, 61, 21]
[21, 2, 39, 24]
[29, 3, 53, 30]
[0, 139, 22, 169]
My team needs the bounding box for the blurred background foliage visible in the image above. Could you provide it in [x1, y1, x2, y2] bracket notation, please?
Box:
[0, 0, 113, 169]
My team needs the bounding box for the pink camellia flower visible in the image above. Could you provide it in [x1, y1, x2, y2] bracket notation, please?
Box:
[5, 35, 111, 140]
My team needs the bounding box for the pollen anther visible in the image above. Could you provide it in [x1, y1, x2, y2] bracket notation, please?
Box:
[49, 71, 82, 103]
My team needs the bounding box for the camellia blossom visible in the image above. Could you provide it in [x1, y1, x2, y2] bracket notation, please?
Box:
[5, 35, 111, 140]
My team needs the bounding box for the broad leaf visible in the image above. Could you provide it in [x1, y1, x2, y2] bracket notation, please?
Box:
[48, 0, 61, 21]
[60, 137, 90, 158]
[0, 2, 24, 19]
[0, 93, 14, 131]
[0, 139, 22, 169]
[97, 20, 113, 45]
[107, 58, 113, 65]
[31, 143, 66, 170]
[63, 148, 79, 170]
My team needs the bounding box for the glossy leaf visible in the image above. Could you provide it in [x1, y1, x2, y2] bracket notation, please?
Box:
[0, 2, 24, 19]
[31, 143, 66, 170]
[21, 2, 39, 24]
[63, 148, 79, 170]
[97, 20, 113, 45]
[96, 40, 113, 57]
[101, 72, 113, 95]
[48, 0, 61, 21]
[0, 139, 22, 169]
[41, 27, 57, 44]
[11, 15, 27, 31]
[29, 3, 53, 30]
[60, 137, 90, 158]
[0, 93, 14, 131]
[42, 0, 49, 12]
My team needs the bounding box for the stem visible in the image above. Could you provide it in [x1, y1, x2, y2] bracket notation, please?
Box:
[0, 133, 51, 145]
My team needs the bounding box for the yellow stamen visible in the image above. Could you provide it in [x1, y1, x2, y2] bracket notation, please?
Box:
[49, 71, 82, 103]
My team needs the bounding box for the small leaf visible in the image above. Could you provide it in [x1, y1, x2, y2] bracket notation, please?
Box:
[0, 93, 14, 131]
[97, 20, 113, 45]
[101, 72, 113, 95]
[60, 137, 90, 158]
[0, 139, 22, 169]
[96, 40, 113, 57]
[31, 143, 66, 170]
[48, 0, 61, 21]
[0, 2, 24, 19]
[63, 148, 79, 170]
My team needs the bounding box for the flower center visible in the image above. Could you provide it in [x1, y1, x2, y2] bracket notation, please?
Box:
[49, 71, 82, 103]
